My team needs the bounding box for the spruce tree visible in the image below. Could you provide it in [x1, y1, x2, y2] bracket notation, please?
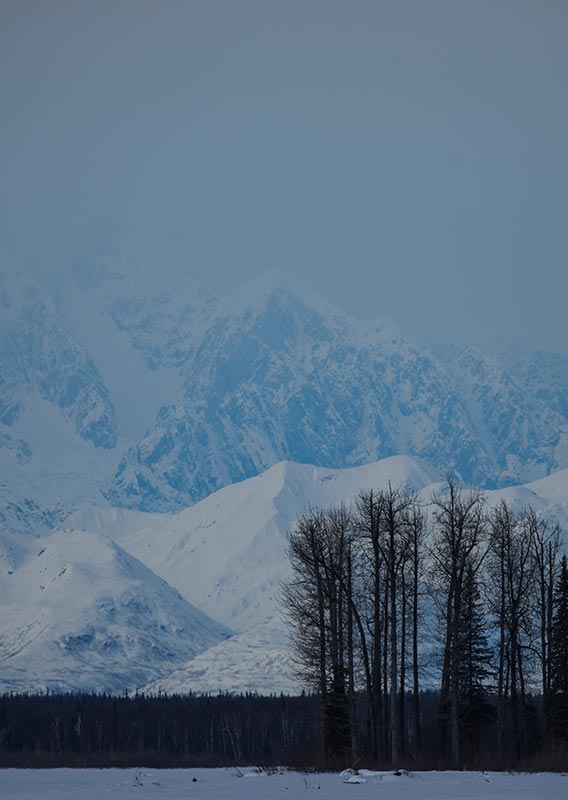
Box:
[550, 555, 568, 741]
[457, 562, 493, 764]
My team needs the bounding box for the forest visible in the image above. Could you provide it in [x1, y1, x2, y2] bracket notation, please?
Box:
[282, 479, 568, 770]
[0, 480, 567, 771]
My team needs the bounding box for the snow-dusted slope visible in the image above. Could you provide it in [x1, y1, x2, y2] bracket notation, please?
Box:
[66, 456, 440, 632]
[444, 345, 568, 485]
[143, 616, 301, 696]
[0, 272, 118, 449]
[0, 529, 231, 694]
[496, 467, 568, 530]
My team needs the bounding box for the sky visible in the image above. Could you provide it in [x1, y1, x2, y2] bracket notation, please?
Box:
[1, 0, 567, 352]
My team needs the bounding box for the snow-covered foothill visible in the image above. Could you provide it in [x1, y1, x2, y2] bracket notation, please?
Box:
[64, 456, 440, 632]
[0, 529, 231, 694]
[142, 615, 300, 696]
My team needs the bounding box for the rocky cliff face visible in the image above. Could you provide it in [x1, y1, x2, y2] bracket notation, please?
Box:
[2, 259, 568, 521]
[104, 274, 568, 511]
[0, 277, 118, 450]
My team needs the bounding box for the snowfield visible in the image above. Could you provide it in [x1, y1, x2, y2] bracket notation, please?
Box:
[1, 767, 567, 799]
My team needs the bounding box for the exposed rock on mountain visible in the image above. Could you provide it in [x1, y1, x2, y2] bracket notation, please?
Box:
[2, 259, 568, 524]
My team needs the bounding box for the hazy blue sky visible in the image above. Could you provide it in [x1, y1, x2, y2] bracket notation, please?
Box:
[1, 1, 567, 351]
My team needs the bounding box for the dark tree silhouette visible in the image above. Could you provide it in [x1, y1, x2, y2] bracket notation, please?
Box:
[550, 555, 568, 742]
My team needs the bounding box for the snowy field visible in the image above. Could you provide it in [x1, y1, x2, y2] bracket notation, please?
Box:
[1, 767, 567, 800]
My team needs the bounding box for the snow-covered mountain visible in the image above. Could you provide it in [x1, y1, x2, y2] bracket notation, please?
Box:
[105, 270, 568, 511]
[0, 272, 117, 450]
[0, 528, 231, 694]
[65, 456, 440, 632]
[0, 257, 215, 521]
[62, 456, 568, 696]
[2, 453, 568, 695]
[2, 256, 568, 530]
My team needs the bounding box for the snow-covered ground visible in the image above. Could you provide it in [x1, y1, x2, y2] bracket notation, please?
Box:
[1, 767, 567, 800]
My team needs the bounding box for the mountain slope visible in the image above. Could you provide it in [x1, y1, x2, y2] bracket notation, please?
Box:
[66, 457, 568, 695]
[0, 529, 231, 693]
[142, 617, 302, 697]
[105, 273, 568, 511]
[3, 258, 568, 529]
[67, 455, 439, 631]
[67, 457, 568, 636]
[0, 258, 217, 528]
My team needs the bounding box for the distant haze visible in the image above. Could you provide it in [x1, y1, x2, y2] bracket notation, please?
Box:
[1, 1, 567, 352]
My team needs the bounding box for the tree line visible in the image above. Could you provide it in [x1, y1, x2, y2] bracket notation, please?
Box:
[283, 478, 568, 769]
[0, 692, 318, 768]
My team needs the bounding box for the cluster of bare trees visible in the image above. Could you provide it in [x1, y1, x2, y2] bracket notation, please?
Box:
[283, 478, 567, 768]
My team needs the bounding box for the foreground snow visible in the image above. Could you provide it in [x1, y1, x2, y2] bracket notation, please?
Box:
[1, 767, 567, 799]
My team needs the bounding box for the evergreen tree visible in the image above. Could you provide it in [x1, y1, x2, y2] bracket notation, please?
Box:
[550, 555, 568, 741]
[457, 563, 493, 764]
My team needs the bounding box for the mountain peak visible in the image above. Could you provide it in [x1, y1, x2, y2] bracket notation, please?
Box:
[231, 268, 344, 319]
